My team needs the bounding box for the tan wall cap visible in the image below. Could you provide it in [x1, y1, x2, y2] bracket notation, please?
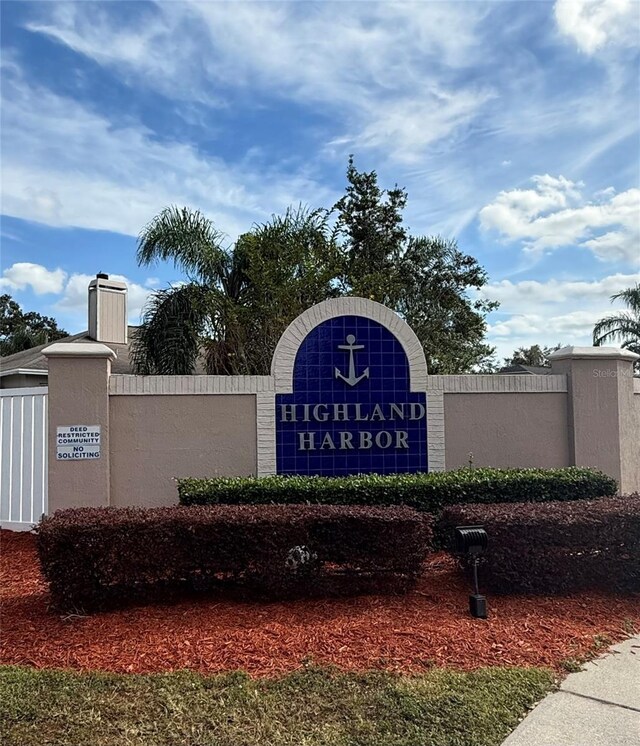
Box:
[43, 342, 117, 360]
[0, 367, 48, 378]
[549, 345, 640, 362]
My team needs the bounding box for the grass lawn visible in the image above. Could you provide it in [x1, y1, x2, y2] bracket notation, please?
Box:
[1, 664, 554, 746]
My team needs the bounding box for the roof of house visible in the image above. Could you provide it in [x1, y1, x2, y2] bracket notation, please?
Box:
[0, 327, 139, 376]
[497, 364, 552, 375]
[2, 331, 555, 379]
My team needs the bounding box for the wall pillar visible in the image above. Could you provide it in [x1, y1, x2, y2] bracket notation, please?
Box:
[43, 343, 115, 513]
[549, 346, 640, 493]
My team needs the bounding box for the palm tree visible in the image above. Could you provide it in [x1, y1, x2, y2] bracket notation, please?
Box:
[0, 327, 52, 356]
[593, 284, 640, 368]
[131, 205, 337, 375]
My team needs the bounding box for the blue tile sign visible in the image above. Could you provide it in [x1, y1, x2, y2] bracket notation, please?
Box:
[276, 315, 428, 475]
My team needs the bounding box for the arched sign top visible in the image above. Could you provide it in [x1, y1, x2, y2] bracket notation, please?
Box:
[272, 298, 429, 476]
[271, 297, 428, 394]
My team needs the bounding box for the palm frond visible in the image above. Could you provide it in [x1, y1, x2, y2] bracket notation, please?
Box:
[594, 285, 640, 363]
[593, 312, 640, 346]
[130, 284, 210, 375]
[610, 284, 640, 314]
[202, 314, 249, 375]
[137, 206, 230, 283]
[621, 339, 640, 356]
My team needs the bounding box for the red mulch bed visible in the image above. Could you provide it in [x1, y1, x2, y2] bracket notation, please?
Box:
[2, 530, 638, 677]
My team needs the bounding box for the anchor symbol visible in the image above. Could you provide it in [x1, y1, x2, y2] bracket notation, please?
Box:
[335, 334, 370, 386]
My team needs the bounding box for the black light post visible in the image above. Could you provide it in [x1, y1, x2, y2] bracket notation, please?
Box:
[455, 525, 488, 619]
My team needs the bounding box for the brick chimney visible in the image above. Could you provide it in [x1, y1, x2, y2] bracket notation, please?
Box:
[88, 273, 128, 344]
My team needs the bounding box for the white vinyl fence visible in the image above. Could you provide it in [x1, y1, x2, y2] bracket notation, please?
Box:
[0, 387, 48, 531]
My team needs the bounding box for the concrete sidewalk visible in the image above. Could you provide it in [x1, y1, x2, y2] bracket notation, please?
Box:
[502, 634, 640, 746]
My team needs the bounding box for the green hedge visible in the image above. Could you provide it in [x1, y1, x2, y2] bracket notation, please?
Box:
[177, 467, 617, 513]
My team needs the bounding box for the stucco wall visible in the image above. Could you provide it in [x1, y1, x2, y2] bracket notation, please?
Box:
[39, 334, 637, 519]
[0, 374, 48, 389]
[47, 355, 111, 513]
[626, 383, 640, 492]
[444, 392, 570, 469]
[109, 394, 257, 508]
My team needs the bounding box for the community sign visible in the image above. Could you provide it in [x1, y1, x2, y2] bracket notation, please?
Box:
[276, 314, 427, 476]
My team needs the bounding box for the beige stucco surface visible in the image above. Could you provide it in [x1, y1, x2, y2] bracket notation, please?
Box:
[559, 358, 624, 485]
[550, 356, 639, 491]
[109, 394, 257, 507]
[0, 374, 48, 389]
[624, 389, 640, 492]
[47, 356, 111, 513]
[38, 331, 637, 519]
[444, 392, 571, 469]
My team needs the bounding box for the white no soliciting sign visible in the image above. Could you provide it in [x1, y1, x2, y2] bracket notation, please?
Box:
[56, 425, 101, 461]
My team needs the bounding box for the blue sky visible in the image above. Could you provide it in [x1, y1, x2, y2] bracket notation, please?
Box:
[1, 0, 639, 362]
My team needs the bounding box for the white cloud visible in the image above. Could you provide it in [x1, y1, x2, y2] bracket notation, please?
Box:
[0, 262, 166, 328]
[489, 308, 599, 359]
[12, 0, 638, 239]
[487, 308, 608, 360]
[0, 66, 334, 238]
[489, 310, 604, 340]
[0, 262, 67, 294]
[480, 272, 640, 309]
[481, 272, 640, 359]
[487, 305, 622, 359]
[25, 3, 184, 95]
[24, 1, 491, 163]
[56, 272, 160, 326]
[28, 2, 485, 100]
[479, 177, 640, 265]
[334, 86, 495, 165]
[554, 0, 639, 54]
[6, 1, 638, 251]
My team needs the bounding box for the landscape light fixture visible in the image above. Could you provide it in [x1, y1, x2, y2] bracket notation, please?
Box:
[455, 525, 488, 619]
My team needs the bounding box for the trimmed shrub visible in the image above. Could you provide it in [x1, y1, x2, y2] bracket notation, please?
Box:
[177, 467, 617, 513]
[439, 495, 640, 594]
[37, 505, 431, 612]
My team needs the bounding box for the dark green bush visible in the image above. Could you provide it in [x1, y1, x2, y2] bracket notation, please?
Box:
[177, 467, 617, 513]
[439, 495, 640, 594]
[37, 505, 430, 613]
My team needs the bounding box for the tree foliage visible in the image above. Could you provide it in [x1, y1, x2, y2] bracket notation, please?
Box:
[133, 159, 498, 375]
[131, 206, 338, 374]
[234, 207, 341, 374]
[502, 344, 562, 368]
[593, 284, 640, 352]
[593, 284, 640, 370]
[332, 157, 498, 372]
[0, 294, 68, 356]
[333, 158, 407, 304]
